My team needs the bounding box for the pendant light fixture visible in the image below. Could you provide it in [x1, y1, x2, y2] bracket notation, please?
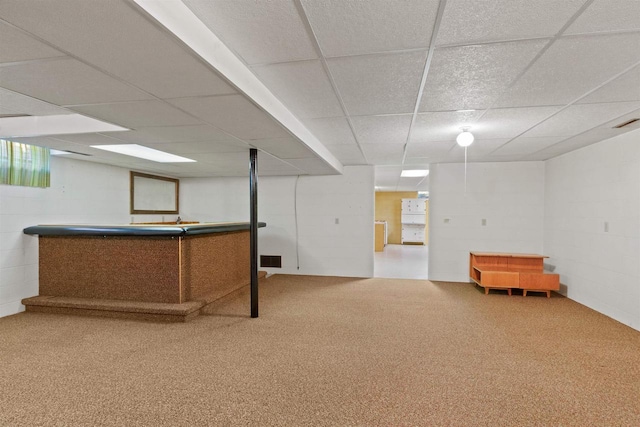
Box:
[457, 127, 474, 193]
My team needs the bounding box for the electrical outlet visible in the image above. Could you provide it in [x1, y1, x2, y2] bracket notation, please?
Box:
[604, 222, 609, 232]
[481, 219, 487, 226]
[335, 218, 339, 225]
[444, 218, 450, 224]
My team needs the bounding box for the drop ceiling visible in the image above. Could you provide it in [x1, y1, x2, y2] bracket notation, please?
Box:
[0, 0, 639, 191]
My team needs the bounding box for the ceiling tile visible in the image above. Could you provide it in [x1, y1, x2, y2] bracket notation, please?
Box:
[444, 139, 517, 162]
[248, 137, 318, 159]
[145, 140, 248, 155]
[420, 40, 548, 111]
[0, 0, 235, 99]
[328, 50, 427, 115]
[302, 116, 356, 145]
[577, 65, 640, 104]
[301, 0, 439, 56]
[360, 144, 404, 165]
[169, 94, 290, 140]
[101, 125, 238, 144]
[0, 57, 153, 106]
[286, 157, 337, 175]
[0, 21, 65, 63]
[523, 101, 640, 138]
[474, 106, 561, 139]
[411, 110, 483, 143]
[71, 101, 202, 129]
[184, 0, 317, 65]
[46, 132, 130, 146]
[565, 0, 640, 35]
[406, 140, 456, 159]
[0, 88, 72, 116]
[351, 114, 412, 145]
[436, 0, 585, 46]
[324, 144, 366, 165]
[491, 136, 565, 156]
[251, 60, 343, 119]
[495, 33, 640, 108]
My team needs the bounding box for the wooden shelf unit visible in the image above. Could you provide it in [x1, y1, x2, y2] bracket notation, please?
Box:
[469, 252, 560, 297]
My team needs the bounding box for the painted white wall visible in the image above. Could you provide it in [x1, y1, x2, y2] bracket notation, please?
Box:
[544, 129, 640, 331]
[428, 162, 546, 282]
[0, 157, 175, 317]
[181, 165, 375, 278]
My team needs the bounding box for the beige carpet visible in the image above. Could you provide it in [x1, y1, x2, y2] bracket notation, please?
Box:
[1, 275, 639, 426]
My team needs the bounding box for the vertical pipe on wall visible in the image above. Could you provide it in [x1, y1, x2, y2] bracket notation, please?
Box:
[249, 148, 259, 318]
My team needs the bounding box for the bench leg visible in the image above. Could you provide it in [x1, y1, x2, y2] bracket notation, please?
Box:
[546, 290, 551, 298]
[523, 290, 527, 297]
[485, 287, 489, 295]
[507, 288, 512, 296]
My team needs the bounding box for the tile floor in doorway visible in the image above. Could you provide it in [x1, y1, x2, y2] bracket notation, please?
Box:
[374, 244, 428, 280]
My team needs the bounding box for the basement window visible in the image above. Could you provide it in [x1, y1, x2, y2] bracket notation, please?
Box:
[0, 139, 50, 188]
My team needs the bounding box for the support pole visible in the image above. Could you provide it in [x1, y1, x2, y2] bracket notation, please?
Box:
[249, 149, 259, 318]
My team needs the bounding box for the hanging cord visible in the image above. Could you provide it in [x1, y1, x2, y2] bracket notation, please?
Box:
[464, 146, 468, 195]
[294, 175, 300, 270]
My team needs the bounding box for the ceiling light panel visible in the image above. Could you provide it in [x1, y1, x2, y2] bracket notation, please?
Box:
[302, 117, 358, 146]
[169, 94, 290, 140]
[0, 0, 235, 99]
[419, 40, 548, 111]
[301, 0, 439, 57]
[401, 169, 428, 177]
[0, 21, 66, 63]
[327, 50, 428, 116]
[523, 102, 640, 138]
[0, 58, 153, 106]
[0, 88, 72, 117]
[495, 32, 640, 108]
[577, 65, 640, 104]
[183, 0, 317, 65]
[251, 60, 343, 119]
[70, 101, 201, 129]
[565, 0, 640, 35]
[436, 0, 585, 46]
[0, 114, 127, 138]
[351, 115, 412, 145]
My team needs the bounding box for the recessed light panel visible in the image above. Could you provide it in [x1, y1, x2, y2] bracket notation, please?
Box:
[91, 144, 196, 163]
[401, 169, 429, 177]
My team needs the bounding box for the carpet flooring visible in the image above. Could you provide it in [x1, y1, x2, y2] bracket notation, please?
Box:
[1, 275, 639, 426]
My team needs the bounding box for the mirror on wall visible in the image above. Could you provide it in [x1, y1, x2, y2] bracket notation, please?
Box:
[130, 171, 179, 214]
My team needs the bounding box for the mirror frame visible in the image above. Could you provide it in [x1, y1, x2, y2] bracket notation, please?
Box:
[130, 171, 179, 214]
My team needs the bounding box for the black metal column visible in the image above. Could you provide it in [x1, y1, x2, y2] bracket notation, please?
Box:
[249, 149, 259, 318]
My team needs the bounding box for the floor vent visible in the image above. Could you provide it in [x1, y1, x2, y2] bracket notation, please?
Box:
[260, 255, 282, 268]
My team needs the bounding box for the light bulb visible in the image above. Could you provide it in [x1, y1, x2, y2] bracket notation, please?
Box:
[456, 131, 474, 147]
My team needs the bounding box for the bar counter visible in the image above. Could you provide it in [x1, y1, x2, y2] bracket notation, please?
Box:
[22, 222, 266, 321]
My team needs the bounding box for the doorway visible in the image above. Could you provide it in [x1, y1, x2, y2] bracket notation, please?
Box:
[374, 191, 429, 279]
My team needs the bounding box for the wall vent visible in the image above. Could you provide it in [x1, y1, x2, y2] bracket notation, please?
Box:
[613, 118, 640, 129]
[260, 255, 282, 268]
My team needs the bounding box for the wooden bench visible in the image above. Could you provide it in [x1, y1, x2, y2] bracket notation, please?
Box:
[470, 252, 559, 298]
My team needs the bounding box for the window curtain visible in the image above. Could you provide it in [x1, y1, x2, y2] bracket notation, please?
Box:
[0, 139, 50, 188]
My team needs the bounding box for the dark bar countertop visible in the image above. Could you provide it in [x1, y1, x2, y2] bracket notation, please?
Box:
[23, 222, 266, 237]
